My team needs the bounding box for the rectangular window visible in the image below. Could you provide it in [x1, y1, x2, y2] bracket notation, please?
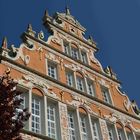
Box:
[92, 119, 100, 140]
[48, 62, 57, 79]
[107, 124, 116, 140]
[68, 111, 76, 140]
[71, 48, 79, 60]
[64, 41, 70, 55]
[101, 86, 112, 104]
[32, 98, 41, 134]
[81, 51, 87, 64]
[136, 134, 140, 140]
[76, 77, 84, 92]
[47, 103, 56, 139]
[66, 71, 74, 87]
[87, 80, 95, 96]
[20, 94, 25, 109]
[127, 132, 134, 140]
[80, 115, 88, 140]
[117, 129, 126, 140]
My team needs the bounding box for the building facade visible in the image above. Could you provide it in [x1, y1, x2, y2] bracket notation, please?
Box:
[0, 8, 140, 140]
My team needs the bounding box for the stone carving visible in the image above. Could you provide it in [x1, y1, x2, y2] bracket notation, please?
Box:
[104, 113, 131, 126]
[37, 47, 43, 60]
[51, 37, 61, 46]
[99, 118, 109, 140]
[59, 102, 69, 140]
[124, 99, 132, 111]
[38, 30, 44, 40]
[67, 94, 97, 115]
[131, 100, 140, 116]
[104, 66, 117, 79]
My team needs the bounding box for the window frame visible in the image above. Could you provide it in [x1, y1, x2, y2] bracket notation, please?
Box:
[76, 76, 85, 92]
[47, 61, 57, 80]
[101, 86, 112, 104]
[31, 97, 41, 134]
[47, 102, 57, 139]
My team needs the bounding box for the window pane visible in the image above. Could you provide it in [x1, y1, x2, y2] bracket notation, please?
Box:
[71, 48, 79, 60]
[66, 72, 74, 87]
[117, 129, 126, 140]
[81, 52, 87, 64]
[32, 98, 41, 134]
[48, 62, 57, 79]
[101, 87, 111, 104]
[68, 112, 76, 140]
[64, 42, 70, 55]
[77, 77, 84, 91]
[47, 104, 56, 139]
[87, 80, 95, 96]
[80, 115, 88, 140]
[92, 119, 100, 140]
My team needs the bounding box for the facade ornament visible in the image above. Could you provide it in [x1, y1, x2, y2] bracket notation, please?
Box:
[26, 24, 36, 37]
[124, 99, 132, 111]
[1, 37, 8, 49]
[104, 66, 117, 79]
[67, 94, 97, 115]
[59, 102, 69, 140]
[51, 36, 61, 46]
[88, 35, 96, 45]
[38, 30, 44, 40]
[37, 46, 43, 60]
[104, 113, 131, 126]
[98, 79, 109, 88]
[131, 100, 140, 116]
[99, 118, 109, 140]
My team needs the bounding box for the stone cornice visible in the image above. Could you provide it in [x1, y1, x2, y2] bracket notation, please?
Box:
[21, 129, 54, 140]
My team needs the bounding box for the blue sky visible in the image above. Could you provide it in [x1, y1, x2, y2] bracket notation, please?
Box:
[0, 0, 140, 106]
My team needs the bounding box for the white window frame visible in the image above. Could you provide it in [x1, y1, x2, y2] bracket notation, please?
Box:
[117, 129, 126, 140]
[87, 80, 95, 96]
[48, 61, 57, 79]
[63, 41, 70, 55]
[81, 51, 87, 64]
[71, 47, 79, 60]
[47, 103, 57, 139]
[101, 86, 112, 104]
[127, 132, 134, 140]
[76, 77, 84, 92]
[80, 115, 88, 140]
[68, 111, 76, 140]
[66, 71, 74, 87]
[31, 98, 41, 134]
[92, 119, 100, 140]
[107, 124, 115, 140]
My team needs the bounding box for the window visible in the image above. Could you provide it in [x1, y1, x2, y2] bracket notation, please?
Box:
[47, 103, 57, 139]
[63, 41, 70, 55]
[71, 47, 79, 60]
[32, 98, 41, 134]
[80, 115, 88, 140]
[127, 132, 134, 140]
[76, 77, 84, 92]
[20, 94, 26, 109]
[68, 111, 76, 140]
[87, 80, 95, 96]
[66, 71, 74, 87]
[92, 119, 100, 140]
[48, 62, 57, 79]
[136, 134, 140, 140]
[81, 51, 87, 64]
[117, 129, 126, 140]
[101, 86, 112, 104]
[107, 124, 116, 140]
